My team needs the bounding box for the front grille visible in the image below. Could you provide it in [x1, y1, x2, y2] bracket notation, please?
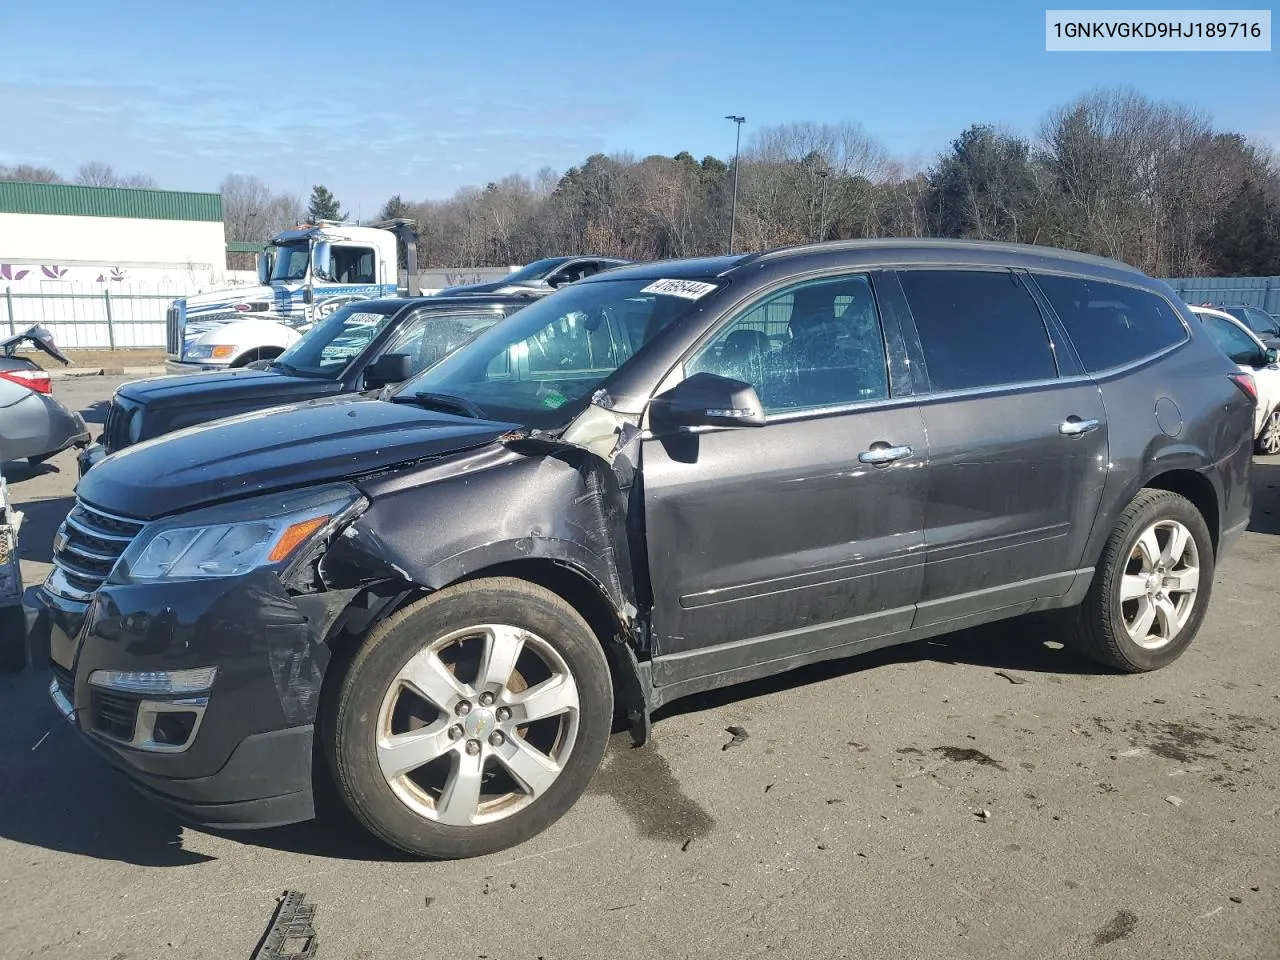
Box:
[166, 303, 181, 355]
[49, 499, 145, 602]
[100, 398, 137, 453]
[91, 689, 140, 741]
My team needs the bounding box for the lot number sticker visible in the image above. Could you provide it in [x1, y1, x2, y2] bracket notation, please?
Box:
[641, 279, 718, 300]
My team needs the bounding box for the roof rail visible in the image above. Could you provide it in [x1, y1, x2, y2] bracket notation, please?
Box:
[748, 237, 1141, 272]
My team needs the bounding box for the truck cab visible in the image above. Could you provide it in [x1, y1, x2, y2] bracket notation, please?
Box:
[165, 220, 411, 374]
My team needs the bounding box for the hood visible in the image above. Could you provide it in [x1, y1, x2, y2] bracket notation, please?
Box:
[117, 367, 337, 410]
[183, 285, 278, 317]
[78, 395, 517, 519]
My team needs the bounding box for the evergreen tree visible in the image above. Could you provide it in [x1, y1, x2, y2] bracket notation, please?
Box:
[307, 184, 345, 222]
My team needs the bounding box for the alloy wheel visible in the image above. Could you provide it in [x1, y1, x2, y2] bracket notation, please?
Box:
[1118, 519, 1200, 650]
[375, 624, 580, 826]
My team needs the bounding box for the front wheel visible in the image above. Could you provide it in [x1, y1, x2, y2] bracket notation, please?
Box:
[1257, 408, 1280, 456]
[324, 578, 613, 859]
[1067, 489, 1213, 672]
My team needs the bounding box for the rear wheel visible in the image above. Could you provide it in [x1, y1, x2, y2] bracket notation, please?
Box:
[1257, 408, 1280, 456]
[324, 578, 613, 859]
[1067, 489, 1213, 672]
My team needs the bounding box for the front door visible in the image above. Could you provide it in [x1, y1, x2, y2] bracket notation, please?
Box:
[641, 272, 927, 686]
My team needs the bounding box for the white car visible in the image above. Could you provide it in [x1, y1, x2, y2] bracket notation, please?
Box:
[1190, 305, 1280, 455]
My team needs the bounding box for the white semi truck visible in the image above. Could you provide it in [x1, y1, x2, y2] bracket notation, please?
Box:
[164, 219, 419, 374]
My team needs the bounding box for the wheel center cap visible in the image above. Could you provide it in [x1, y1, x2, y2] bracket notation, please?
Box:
[464, 708, 496, 739]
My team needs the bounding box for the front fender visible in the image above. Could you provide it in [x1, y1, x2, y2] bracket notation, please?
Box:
[191, 318, 300, 357]
[322, 442, 640, 629]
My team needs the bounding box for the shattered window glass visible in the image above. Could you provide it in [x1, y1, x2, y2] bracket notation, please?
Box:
[687, 274, 890, 412]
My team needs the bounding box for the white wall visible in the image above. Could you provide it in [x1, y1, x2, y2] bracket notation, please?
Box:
[0, 212, 226, 271]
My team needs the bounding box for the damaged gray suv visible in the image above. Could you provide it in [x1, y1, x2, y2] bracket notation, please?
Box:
[40, 240, 1255, 859]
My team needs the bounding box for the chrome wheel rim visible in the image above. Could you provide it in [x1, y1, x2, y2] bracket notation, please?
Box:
[1261, 411, 1280, 456]
[1119, 520, 1200, 650]
[376, 624, 580, 826]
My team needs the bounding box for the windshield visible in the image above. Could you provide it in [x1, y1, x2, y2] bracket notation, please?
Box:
[502, 257, 572, 284]
[392, 276, 721, 427]
[269, 241, 310, 282]
[274, 302, 402, 376]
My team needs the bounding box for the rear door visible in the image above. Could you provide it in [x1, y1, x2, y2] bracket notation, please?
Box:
[641, 272, 927, 685]
[891, 268, 1109, 627]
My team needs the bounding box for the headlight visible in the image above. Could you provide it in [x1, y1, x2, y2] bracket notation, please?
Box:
[108, 484, 365, 584]
[184, 344, 235, 361]
[127, 408, 143, 443]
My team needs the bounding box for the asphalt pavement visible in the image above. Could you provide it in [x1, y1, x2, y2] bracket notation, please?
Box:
[2, 376, 1278, 960]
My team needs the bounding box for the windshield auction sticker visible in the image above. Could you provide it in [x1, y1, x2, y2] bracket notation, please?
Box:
[640, 279, 718, 300]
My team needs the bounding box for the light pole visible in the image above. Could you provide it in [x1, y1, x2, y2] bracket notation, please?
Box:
[816, 169, 830, 242]
[725, 115, 745, 255]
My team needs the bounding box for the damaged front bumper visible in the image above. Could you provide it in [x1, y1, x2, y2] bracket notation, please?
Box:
[40, 570, 351, 828]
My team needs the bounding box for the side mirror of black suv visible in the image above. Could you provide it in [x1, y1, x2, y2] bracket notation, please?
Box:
[649, 372, 767, 432]
[363, 353, 412, 389]
[1265, 347, 1279, 366]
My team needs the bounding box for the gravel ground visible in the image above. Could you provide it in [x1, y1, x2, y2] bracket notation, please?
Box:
[2, 376, 1278, 960]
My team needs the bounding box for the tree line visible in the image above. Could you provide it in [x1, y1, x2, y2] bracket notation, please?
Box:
[5, 87, 1277, 277]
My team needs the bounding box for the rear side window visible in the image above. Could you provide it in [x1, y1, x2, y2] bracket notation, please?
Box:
[1200, 313, 1263, 367]
[897, 269, 1057, 392]
[1032, 274, 1187, 373]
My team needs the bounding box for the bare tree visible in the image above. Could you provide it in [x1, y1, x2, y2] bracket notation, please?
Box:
[75, 162, 158, 189]
[0, 164, 63, 183]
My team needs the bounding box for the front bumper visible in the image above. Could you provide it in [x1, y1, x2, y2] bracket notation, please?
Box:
[163, 357, 230, 376]
[39, 569, 344, 828]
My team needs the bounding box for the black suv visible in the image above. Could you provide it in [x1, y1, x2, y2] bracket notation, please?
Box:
[40, 240, 1254, 860]
[78, 295, 529, 475]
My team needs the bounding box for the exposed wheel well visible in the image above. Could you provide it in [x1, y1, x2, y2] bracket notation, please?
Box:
[231, 346, 283, 367]
[456, 560, 645, 729]
[1144, 469, 1220, 555]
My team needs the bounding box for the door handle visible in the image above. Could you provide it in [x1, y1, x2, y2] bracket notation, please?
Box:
[858, 444, 913, 466]
[1059, 417, 1101, 437]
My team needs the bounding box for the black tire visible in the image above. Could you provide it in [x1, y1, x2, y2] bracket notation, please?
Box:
[323, 578, 613, 859]
[1067, 489, 1214, 672]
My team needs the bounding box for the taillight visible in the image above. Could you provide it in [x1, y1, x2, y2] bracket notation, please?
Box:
[1229, 372, 1257, 403]
[0, 368, 52, 394]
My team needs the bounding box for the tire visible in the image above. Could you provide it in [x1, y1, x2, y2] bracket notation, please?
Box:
[1257, 407, 1280, 456]
[324, 578, 613, 859]
[1067, 489, 1214, 672]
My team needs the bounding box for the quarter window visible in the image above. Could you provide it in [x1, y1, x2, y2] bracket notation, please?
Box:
[687, 274, 889, 413]
[898, 269, 1057, 391]
[1032, 274, 1187, 373]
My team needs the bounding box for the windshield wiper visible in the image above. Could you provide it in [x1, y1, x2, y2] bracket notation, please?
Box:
[405, 391, 486, 419]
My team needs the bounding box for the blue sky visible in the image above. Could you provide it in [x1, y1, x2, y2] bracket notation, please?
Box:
[2, 0, 1276, 214]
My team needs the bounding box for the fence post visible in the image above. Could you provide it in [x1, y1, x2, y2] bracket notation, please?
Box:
[4, 287, 13, 336]
[103, 289, 116, 350]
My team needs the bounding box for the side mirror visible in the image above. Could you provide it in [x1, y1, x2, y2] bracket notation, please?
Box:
[363, 352, 412, 389]
[256, 250, 271, 285]
[1263, 347, 1280, 366]
[546, 271, 573, 288]
[312, 242, 334, 282]
[649, 372, 766, 433]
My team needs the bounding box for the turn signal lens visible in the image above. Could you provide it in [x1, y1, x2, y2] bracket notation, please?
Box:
[267, 516, 331, 563]
[210, 345, 235, 359]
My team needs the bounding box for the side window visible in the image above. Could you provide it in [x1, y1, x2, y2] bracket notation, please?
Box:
[897, 269, 1057, 391]
[1031, 273, 1187, 373]
[686, 273, 889, 413]
[331, 247, 377, 284]
[1202, 315, 1262, 367]
[381, 310, 507, 377]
